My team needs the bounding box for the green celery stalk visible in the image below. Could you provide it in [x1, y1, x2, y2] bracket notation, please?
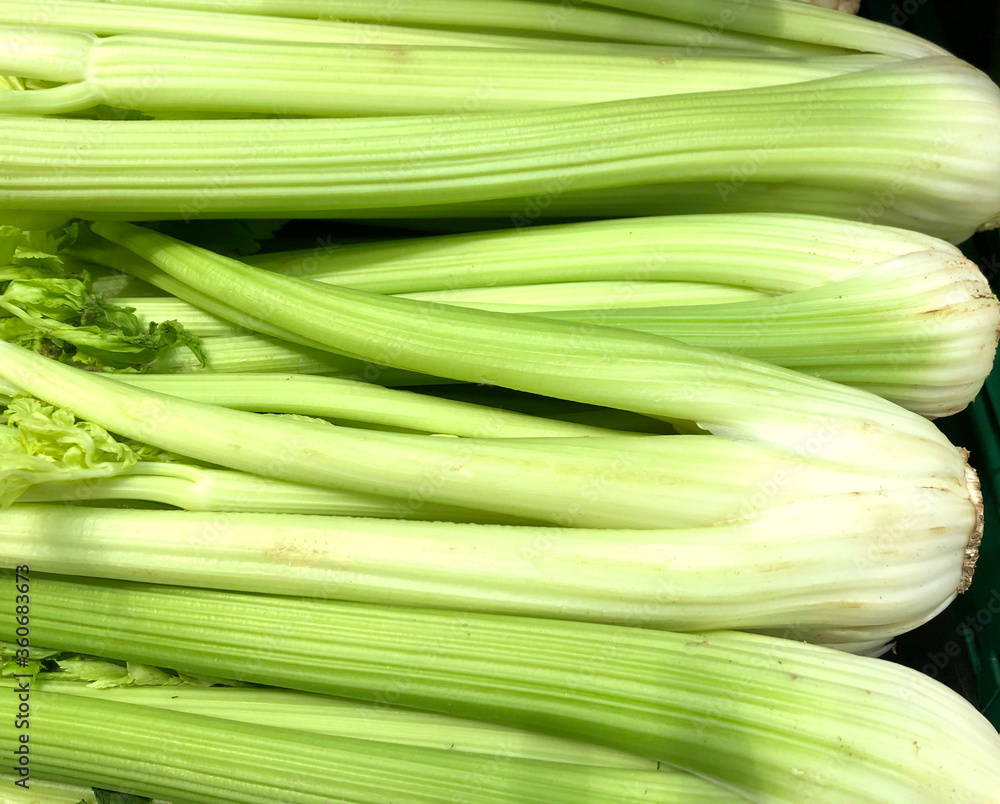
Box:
[88, 221, 971, 476]
[0, 484, 976, 644]
[0, 30, 891, 117]
[103, 246, 999, 417]
[179, 214, 968, 296]
[0, 1, 609, 50]
[2, 573, 997, 803]
[4, 342, 908, 529]
[0, 682, 724, 803]
[105, 373, 621, 437]
[542, 250, 1000, 418]
[118, 283, 773, 336]
[3, 58, 999, 241]
[73, 0, 840, 51]
[0, 0, 808, 56]
[16, 463, 529, 522]
[150, 336, 441, 384]
[22, 679, 659, 771]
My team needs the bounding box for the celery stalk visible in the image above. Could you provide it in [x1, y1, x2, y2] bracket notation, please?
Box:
[106, 373, 621, 437]
[3, 573, 997, 803]
[0, 682, 724, 803]
[3, 59, 999, 241]
[0, 484, 977, 643]
[17, 463, 531, 522]
[149, 336, 441, 385]
[221, 215, 968, 295]
[0, 0, 811, 57]
[104, 246, 999, 417]
[0, 1, 610, 51]
[88, 222, 972, 475]
[0, 339, 976, 531]
[542, 250, 1000, 418]
[119, 283, 773, 336]
[23, 680, 659, 771]
[0, 30, 891, 116]
[79, 0, 838, 52]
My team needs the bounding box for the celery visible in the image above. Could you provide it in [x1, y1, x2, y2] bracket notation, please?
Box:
[0, 483, 977, 644]
[54, 0, 919, 56]
[0, 1, 602, 51]
[77, 0, 827, 51]
[107, 373, 620, 437]
[101, 245, 999, 417]
[120, 283, 773, 335]
[3, 59, 999, 241]
[241, 214, 961, 295]
[542, 250, 1000, 418]
[0, 30, 891, 117]
[0, 682, 722, 803]
[3, 574, 998, 803]
[17, 464, 531, 522]
[0, 339, 978, 533]
[22, 675, 659, 770]
[148, 335, 435, 381]
[78, 213, 956, 304]
[87, 222, 974, 474]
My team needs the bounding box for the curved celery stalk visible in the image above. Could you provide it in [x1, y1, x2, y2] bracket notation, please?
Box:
[0, 341, 975, 530]
[0, 30, 891, 117]
[101, 245, 998, 417]
[150, 335, 442, 385]
[107, 373, 620, 437]
[4, 59, 999, 241]
[0, 684, 728, 804]
[18, 463, 531, 522]
[4, 574, 998, 803]
[89, 221, 972, 480]
[120, 283, 773, 336]
[543, 250, 1000, 418]
[25, 680, 659, 771]
[0, 485, 976, 643]
[210, 215, 968, 295]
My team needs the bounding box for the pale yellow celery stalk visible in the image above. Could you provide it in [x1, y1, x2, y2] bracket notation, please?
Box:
[0, 485, 977, 645]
